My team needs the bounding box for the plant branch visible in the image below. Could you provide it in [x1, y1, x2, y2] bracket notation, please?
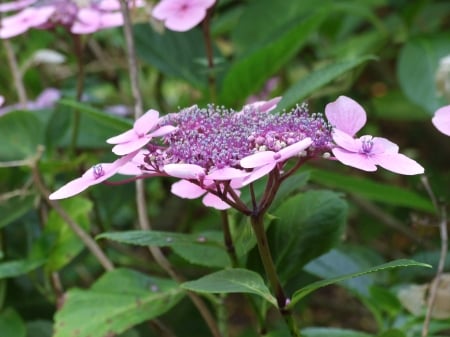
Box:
[220, 210, 238, 267]
[3, 38, 27, 105]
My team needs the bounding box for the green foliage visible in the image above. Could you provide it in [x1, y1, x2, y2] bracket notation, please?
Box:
[0, 308, 26, 337]
[53, 269, 184, 337]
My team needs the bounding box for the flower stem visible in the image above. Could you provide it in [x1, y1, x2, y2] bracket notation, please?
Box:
[220, 210, 238, 267]
[250, 213, 300, 337]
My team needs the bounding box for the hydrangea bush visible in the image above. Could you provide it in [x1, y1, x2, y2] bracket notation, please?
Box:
[0, 1, 448, 337]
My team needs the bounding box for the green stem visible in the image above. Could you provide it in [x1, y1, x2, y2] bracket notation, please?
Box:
[250, 213, 300, 337]
[220, 210, 238, 267]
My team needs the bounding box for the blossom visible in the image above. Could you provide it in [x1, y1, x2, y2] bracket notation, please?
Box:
[432, 106, 450, 136]
[0, 88, 61, 116]
[49, 152, 138, 200]
[152, 0, 215, 32]
[106, 109, 177, 155]
[325, 96, 424, 175]
[0, 0, 143, 38]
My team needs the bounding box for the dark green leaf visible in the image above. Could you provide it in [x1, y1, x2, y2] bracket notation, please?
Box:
[289, 259, 431, 307]
[0, 111, 44, 160]
[220, 12, 325, 105]
[26, 320, 53, 337]
[301, 327, 373, 337]
[377, 329, 407, 337]
[0, 259, 45, 279]
[0, 308, 26, 337]
[309, 168, 434, 212]
[0, 195, 35, 229]
[272, 190, 348, 282]
[276, 56, 374, 111]
[54, 268, 184, 337]
[182, 268, 276, 306]
[397, 33, 450, 114]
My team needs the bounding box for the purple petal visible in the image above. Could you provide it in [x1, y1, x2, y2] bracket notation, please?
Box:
[171, 180, 206, 199]
[206, 167, 249, 180]
[164, 163, 205, 179]
[106, 129, 136, 145]
[325, 96, 367, 136]
[278, 138, 312, 161]
[333, 129, 361, 152]
[240, 151, 275, 168]
[432, 105, 450, 136]
[150, 125, 177, 137]
[371, 136, 399, 154]
[374, 153, 424, 175]
[332, 148, 377, 172]
[202, 193, 231, 210]
[134, 109, 159, 136]
[111, 136, 150, 155]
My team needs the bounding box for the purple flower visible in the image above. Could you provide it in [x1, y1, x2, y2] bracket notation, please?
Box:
[325, 96, 424, 175]
[106, 109, 177, 155]
[432, 105, 450, 136]
[152, 0, 215, 32]
[0, 0, 143, 38]
[49, 151, 138, 200]
[0, 88, 61, 116]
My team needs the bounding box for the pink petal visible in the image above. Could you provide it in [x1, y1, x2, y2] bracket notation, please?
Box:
[238, 163, 276, 187]
[72, 9, 101, 34]
[332, 129, 362, 152]
[97, 0, 121, 11]
[243, 96, 282, 113]
[0, 7, 55, 38]
[0, 0, 37, 12]
[164, 8, 206, 32]
[278, 138, 312, 161]
[202, 193, 231, 210]
[240, 151, 276, 169]
[325, 96, 367, 136]
[48, 176, 92, 200]
[134, 109, 159, 136]
[111, 136, 150, 155]
[332, 148, 377, 172]
[0, 96, 4, 106]
[432, 105, 450, 136]
[106, 129, 136, 145]
[171, 180, 206, 199]
[371, 136, 399, 154]
[164, 163, 205, 179]
[374, 153, 424, 175]
[99, 12, 124, 29]
[149, 125, 177, 137]
[206, 167, 249, 180]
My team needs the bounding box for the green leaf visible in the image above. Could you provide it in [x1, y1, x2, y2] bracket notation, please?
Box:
[270, 171, 310, 210]
[289, 259, 431, 307]
[0, 111, 44, 160]
[0, 195, 35, 229]
[219, 12, 325, 105]
[397, 33, 450, 114]
[54, 268, 184, 337]
[26, 320, 53, 337]
[134, 24, 209, 89]
[276, 56, 374, 111]
[271, 190, 348, 282]
[0, 308, 26, 337]
[98, 230, 230, 268]
[0, 259, 45, 279]
[309, 168, 434, 212]
[182, 268, 277, 306]
[301, 327, 373, 337]
[377, 329, 406, 337]
[31, 198, 92, 272]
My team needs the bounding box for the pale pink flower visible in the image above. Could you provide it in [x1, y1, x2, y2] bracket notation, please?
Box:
[432, 105, 450, 136]
[325, 96, 424, 175]
[106, 109, 177, 155]
[152, 0, 215, 32]
[0, 88, 61, 116]
[49, 152, 137, 200]
[0, 0, 143, 38]
[0, 96, 4, 107]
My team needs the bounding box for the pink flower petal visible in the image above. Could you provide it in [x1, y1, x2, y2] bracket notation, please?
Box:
[202, 193, 231, 210]
[240, 151, 275, 169]
[370, 136, 399, 154]
[0, 96, 4, 106]
[111, 136, 151, 155]
[106, 129, 136, 145]
[0, 6, 55, 38]
[134, 109, 159, 135]
[99, 12, 124, 29]
[72, 9, 101, 34]
[432, 105, 450, 136]
[278, 138, 312, 161]
[332, 129, 362, 152]
[0, 0, 37, 12]
[374, 153, 424, 175]
[243, 96, 282, 113]
[325, 96, 367, 136]
[149, 125, 177, 137]
[171, 180, 206, 198]
[332, 148, 377, 172]
[206, 167, 249, 180]
[237, 163, 276, 187]
[164, 163, 205, 179]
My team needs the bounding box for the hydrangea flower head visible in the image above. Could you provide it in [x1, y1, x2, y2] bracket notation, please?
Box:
[0, 0, 143, 38]
[325, 96, 424, 175]
[152, 0, 215, 32]
[432, 105, 450, 136]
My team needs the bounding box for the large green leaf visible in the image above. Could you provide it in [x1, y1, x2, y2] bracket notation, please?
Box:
[182, 268, 276, 306]
[219, 12, 325, 105]
[289, 259, 430, 307]
[54, 268, 184, 337]
[271, 190, 348, 282]
[0, 308, 26, 337]
[301, 327, 374, 337]
[30, 198, 92, 273]
[0, 259, 45, 279]
[309, 168, 434, 212]
[276, 56, 374, 111]
[98, 230, 230, 268]
[0, 111, 44, 160]
[134, 24, 209, 89]
[0, 195, 35, 229]
[397, 33, 450, 114]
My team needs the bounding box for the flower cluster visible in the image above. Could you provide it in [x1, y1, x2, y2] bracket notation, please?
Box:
[0, 0, 143, 38]
[152, 0, 215, 32]
[50, 96, 425, 211]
